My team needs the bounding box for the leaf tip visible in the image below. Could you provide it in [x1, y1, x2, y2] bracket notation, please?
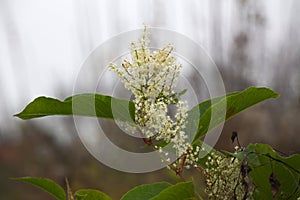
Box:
[273, 92, 280, 98]
[13, 112, 30, 120]
[13, 113, 22, 118]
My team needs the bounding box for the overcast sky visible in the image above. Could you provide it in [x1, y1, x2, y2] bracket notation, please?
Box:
[0, 0, 299, 140]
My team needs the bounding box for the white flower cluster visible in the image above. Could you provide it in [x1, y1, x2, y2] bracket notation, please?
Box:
[204, 151, 253, 199]
[109, 26, 197, 169]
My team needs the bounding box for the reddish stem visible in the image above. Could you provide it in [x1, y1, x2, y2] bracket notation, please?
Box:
[176, 155, 187, 176]
[138, 128, 154, 146]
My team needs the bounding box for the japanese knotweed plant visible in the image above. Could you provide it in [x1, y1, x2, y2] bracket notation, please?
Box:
[14, 26, 300, 200]
[109, 27, 199, 172]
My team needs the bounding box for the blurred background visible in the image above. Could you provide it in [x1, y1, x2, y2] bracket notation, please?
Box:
[0, 0, 299, 199]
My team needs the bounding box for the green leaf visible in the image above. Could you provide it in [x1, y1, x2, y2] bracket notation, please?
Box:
[75, 189, 112, 200]
[184, 92, 238, 145]
[151, 181, 194, 200]
[15, 94, 135, 121]
[234, 144, 300, 199]
[189, 87, 279, 144]
[12, 177, 66, 200]
[120, 182, 172, 200]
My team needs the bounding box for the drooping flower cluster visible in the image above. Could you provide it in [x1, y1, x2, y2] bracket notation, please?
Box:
[109, 26, 197, 168]
[204, 149, 254, 199]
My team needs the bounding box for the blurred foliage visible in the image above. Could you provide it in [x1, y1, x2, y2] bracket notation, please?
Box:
[0, 123, 179, 199]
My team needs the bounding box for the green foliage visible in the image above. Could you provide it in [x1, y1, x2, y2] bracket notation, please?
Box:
[75, 189, 112, 200]
[188, 87, 279, 144]
[233, 144, 300, 199]
[150, 181, 194, 200]
[120, 182, 172, 200]
[15, 94, 135, 121]
[14, 177, 195, 200]
[14, 177, 112, 200]
[12, 177, 66, 200]
[15, 87, 278, 145]
[15, 86, 299, 199]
